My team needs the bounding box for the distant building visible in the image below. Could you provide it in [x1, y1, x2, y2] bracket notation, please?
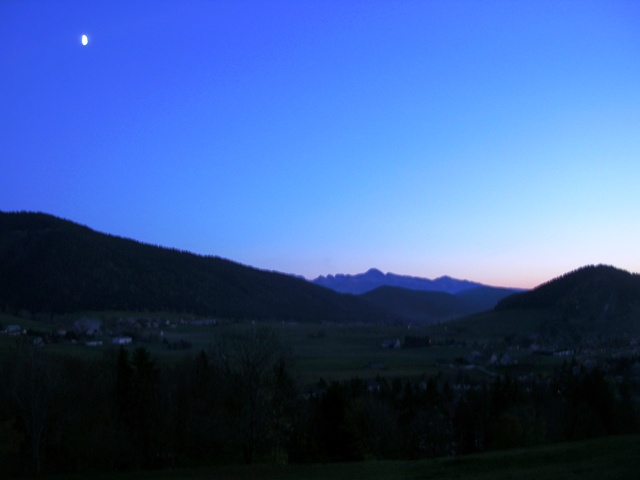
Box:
[381, 339, 401, 349]
[4, 325, 22, 335]
[75, 317, 102, 336]
[191, 319, 217, 326]
[489, 352, 515, 366]
[554, 350, 574, 357]
[112, 336, 132, 345]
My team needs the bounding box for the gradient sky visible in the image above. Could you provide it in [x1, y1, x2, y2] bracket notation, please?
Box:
[2, 1, 640, 288]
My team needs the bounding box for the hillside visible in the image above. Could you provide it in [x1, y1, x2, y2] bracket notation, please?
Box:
[452, 265, 640, 346]
[359, 285, 517, 324]
[458, 285, 525, 312]
[313, 268, 489, 295]
[0, 212, 396, 323]
[496, 264, 640, 317]
[360, 286, 473, 323]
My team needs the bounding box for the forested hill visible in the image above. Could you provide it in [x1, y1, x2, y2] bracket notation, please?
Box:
[359, 287, 475, 323]
[0, 212, 396, 323]
[495, 265, 640, 321]
[359, 285, 518, 324]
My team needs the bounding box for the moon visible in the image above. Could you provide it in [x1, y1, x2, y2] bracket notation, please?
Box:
[81, 34, 89, 46]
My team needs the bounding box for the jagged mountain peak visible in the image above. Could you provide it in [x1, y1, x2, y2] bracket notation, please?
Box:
[365, 267, 385, 277]
[313, 268, 489, 295]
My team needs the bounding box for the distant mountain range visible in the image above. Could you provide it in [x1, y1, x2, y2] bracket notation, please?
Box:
[313, 268, 498, 295]
[312, 268, 522, 323]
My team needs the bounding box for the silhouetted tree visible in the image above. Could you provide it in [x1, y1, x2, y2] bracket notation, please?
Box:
[220, 328, 298, 464]
[5, 347, 64, 475]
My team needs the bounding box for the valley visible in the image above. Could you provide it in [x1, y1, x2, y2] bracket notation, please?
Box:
[1, 212, 640, 476]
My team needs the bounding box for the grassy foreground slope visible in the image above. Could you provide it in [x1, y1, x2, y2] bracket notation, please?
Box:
[53, 434, 640, 480]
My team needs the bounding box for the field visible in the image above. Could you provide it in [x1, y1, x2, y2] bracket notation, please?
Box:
[49, 434, 640, 480]
[138, 317, 573, 383]
[0, 312, 568, 385]
[3, 312, 639, 478]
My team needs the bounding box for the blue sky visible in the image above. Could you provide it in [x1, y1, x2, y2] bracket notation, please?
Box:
[2, 1, 639, 288]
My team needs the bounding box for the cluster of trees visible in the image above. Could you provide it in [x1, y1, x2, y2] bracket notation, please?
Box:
[0, 329, 299, 475]
[295, 359, 639, 462]
[403, 335, 431, 348]
[1, 331, 638, 476]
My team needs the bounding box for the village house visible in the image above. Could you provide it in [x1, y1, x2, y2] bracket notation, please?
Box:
[3, 325, 22, 335]
[381, 338, 401, 349]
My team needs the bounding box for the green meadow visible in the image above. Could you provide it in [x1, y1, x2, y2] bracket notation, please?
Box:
[51, 434, 640, 480]
[136, 318, 565, 383]
[0, 312, 567, 384]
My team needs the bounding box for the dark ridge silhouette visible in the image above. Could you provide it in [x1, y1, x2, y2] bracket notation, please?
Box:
[457, 285, 525, 312]
[359, 285, 517, 324]
[360, 286, 473, 323]
[496, 264, 640, 318]
[487, 264, 640, 341]
[0, 211, 397, 323]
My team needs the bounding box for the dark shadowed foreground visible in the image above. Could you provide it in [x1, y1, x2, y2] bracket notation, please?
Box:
[45, 434, 640, 480]
[1, 328, 638, 477]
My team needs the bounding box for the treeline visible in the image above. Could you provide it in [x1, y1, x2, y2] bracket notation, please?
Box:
[1, 333, 639, 476]
[296, 360, 639, 462]
[0, 329, 299, 475]
[495, 264, 640, 316]
[0, 211, 393, 323]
